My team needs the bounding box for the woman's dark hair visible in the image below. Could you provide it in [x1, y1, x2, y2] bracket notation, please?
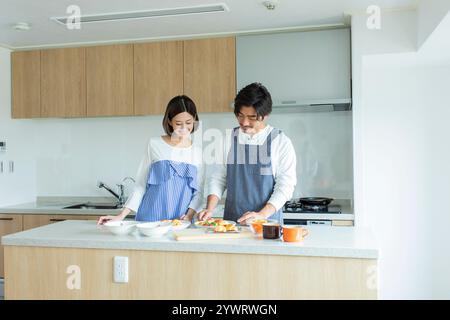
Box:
[234, 83, 272, 120]
[162, 95, 199, 135]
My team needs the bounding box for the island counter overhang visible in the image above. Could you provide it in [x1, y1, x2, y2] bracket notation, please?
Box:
[2, 220, 378, 300]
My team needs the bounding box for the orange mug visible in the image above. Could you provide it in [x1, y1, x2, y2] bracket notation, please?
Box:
[282, 225, 309, 242]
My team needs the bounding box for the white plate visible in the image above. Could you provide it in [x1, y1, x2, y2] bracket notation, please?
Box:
[194, 219, 236, 229]
[136, 221, 172, 237]
[102, 220, 138, 236]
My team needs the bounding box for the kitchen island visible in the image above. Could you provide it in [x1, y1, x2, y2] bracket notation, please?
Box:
[1, 220, 378, 300]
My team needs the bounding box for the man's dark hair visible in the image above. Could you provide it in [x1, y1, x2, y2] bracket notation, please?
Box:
[234, 82, 273, 120]
[162, 95, 199, 135]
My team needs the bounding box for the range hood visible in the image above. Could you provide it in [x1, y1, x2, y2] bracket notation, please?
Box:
[236, 28, 352, 113]
[272, 98, 352, 112]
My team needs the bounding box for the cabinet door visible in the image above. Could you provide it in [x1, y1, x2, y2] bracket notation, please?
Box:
[134, 41, 183, 115]
[0, 215, 23, 277]
[22, 214, 53, 230]
[184, 37, 236, 113]
[41, 48, 86, 117]
[332, 220, 354, 227]
[11, 51, 41, 118]
[22, 214, 100, 230]
[86, 44, 134, 116]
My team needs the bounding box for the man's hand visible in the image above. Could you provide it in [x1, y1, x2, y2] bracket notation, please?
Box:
[237, 203, 277, 225]
[197, 209, 214, 221]
[237, 211, 267, 225]
[180, 208, 196, 221]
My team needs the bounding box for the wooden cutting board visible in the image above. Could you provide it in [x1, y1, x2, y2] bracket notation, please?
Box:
[173, 228, 254, 241]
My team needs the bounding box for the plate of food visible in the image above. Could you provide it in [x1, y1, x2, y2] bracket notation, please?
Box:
[194, 218, 236, 229]
[161, 219, 191, 231]
[210, 223, 240, 233]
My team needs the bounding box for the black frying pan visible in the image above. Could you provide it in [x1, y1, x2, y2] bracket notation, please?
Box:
[299, 197, 334, 206]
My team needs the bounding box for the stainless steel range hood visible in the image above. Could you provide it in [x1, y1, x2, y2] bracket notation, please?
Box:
[272, 98, 352, 112]
[237, 28, 352, 113]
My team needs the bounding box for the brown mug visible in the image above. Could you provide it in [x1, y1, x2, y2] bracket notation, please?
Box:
[262, 222, 282, 240]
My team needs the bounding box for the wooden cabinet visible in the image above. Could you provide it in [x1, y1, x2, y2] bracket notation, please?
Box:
[41, 48, 86, 117]
[184, 37, 236, 113]
[11, 37, 236, 118]
[0, 213, 100, 277]
[332, 220, 354, 227]
[0, 215, 23, 277]
[134, 41, 184, 115]
[11, 50, 41, 118]
[22, 214, 99, 231]
[86, 44, 134, 117]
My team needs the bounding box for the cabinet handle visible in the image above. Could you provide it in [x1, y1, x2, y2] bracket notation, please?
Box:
[0, 217, 14, 221]
[49, 219, 65, 222]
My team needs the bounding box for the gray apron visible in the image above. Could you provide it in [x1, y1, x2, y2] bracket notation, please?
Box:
[224, 127, 283, 222]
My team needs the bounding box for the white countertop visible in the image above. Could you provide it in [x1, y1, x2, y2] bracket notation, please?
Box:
[1, 220, 378, 259]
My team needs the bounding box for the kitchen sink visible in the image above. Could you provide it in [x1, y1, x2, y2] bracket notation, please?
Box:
[63, 203, 121, 210]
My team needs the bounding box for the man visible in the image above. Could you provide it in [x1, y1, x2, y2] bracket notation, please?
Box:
[199, 83, 297, 224]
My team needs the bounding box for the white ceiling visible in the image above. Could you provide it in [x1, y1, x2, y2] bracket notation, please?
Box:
[0, 0, 417, 49]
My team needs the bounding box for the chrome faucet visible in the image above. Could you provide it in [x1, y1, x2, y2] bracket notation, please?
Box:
[97, 177, 135, 207]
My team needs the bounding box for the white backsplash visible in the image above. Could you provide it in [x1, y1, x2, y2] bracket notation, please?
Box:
[3, 112, 353, 201]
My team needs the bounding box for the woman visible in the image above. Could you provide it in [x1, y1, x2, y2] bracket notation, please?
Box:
[97, 95, 204, 224]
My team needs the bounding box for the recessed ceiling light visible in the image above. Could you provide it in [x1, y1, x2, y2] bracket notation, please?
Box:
[13, 22, 31, 31]
[263, 1, 279, 10]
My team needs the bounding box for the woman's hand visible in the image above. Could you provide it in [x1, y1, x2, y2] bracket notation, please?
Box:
[97, 215, 124, 225]
[197, 208, 214, 221]
[97, 207, 131, 225]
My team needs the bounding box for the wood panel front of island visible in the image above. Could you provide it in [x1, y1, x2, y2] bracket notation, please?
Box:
[4, 246, 377, 299]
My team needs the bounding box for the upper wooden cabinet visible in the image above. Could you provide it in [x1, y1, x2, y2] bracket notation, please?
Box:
[134, 41, 184, 115]
[41, 48, 86, 118]
[86, 44, 134, 117]
[11, 51, 41, 118]
[184, 37, 236, 113]
[11, 37, 236, 118]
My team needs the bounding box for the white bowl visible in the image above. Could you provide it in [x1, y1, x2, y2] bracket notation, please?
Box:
[103, 221, 138, 236]
[137, 221, 172, 237]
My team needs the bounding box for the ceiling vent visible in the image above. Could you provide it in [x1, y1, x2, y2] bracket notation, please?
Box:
[51, 3, 229, 26]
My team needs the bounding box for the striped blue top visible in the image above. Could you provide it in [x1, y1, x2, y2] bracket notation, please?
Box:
[135, 160, 198, 221]
[125, 136, 205, 221]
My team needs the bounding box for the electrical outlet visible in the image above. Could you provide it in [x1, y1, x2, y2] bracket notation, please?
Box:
[113, 256, 128, 283]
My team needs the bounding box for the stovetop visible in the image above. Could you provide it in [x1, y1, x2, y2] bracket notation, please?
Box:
[282, 200, 342, 214]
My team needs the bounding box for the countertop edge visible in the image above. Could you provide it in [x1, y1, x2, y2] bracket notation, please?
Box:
[1, 237, 378, 260]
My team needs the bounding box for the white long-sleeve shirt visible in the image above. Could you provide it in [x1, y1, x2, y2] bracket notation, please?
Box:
[206, 125, 297, 211]
[125, 136, 205, 213]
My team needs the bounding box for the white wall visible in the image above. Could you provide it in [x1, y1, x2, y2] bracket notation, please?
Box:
[351, 9, 418, 228]
[352, 8, 450, 299]
[0, 47, 36, 206]
[361, 57, 450, 300]
[0, 46, 353, 206]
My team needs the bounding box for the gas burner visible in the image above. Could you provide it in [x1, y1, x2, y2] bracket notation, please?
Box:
[300, 203, 328, 212]
[283, 199, 342, 214]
